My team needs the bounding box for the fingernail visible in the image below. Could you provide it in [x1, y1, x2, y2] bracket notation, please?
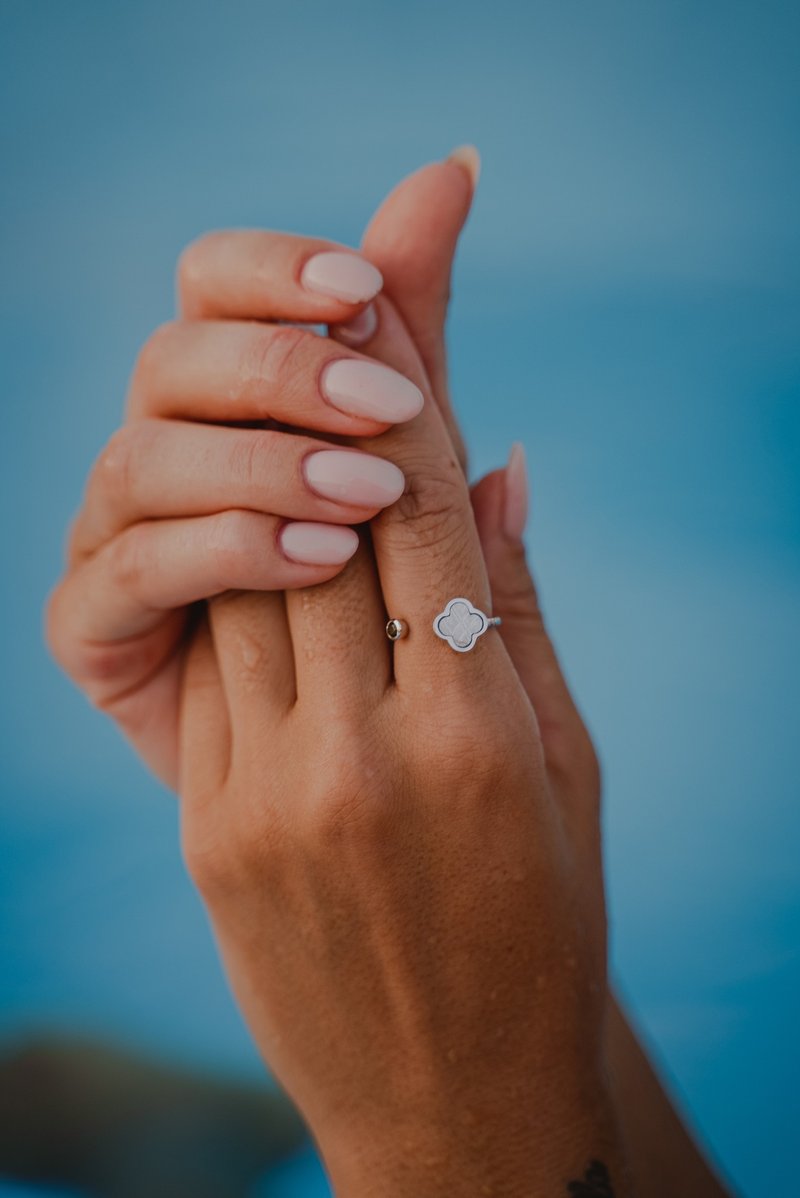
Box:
[301, 252, 383, 303]
[279, 521, 360, 565]
[504, 442, 529, 540]
[321, 359, 424, 423]
[446, 144, 481, 189]
[333, 302, 378, 347]
[304, 450, 405, 508]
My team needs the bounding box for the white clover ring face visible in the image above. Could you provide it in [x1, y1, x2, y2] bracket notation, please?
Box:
[433, 597, 489, 653]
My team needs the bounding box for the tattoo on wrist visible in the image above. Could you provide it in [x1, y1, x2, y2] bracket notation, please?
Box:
[567, 1159, 614, 1196]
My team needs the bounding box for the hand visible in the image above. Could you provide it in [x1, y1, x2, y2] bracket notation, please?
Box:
[358, 155, 728, 1197]
[179, 296, 628, 1196]
[45, 150, 723, 1195]
[46, 235, 422, 787]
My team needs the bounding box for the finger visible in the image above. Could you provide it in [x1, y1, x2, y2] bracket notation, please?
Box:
[285, 292, 432, 711]
[177, 230, 382, 322]
[333, 296, 497, 691]
[285, 531, 390, 711]
[178, 608, 231, 816]
[470, 451, 598, 786]
[48, 510, 358, 700]
[208, 589, 296, 733]
[71, 419, 406, 560]
[45, 578, 190, 750]
[126, 321, 424, 437]
[368, 297, 490, 668]
[335, 151, 478, 469]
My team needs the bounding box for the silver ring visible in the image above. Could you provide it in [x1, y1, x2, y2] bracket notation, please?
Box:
[385, 618, 408, 641]
[432, 597, 502, 653]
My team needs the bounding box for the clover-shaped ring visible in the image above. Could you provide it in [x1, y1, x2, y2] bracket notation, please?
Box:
[432, 597, 502, 653]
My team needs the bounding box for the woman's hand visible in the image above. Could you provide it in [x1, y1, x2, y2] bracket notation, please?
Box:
[358, 159, 728, 1197]
[45, 148, 724, 1194]
[46, 234, 422, 787]
[179, 297, 629, 1196]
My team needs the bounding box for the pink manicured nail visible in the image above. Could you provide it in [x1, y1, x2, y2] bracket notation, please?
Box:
[301, 252, 383, 303]
[280, 522, 359, 565]
[304, 450, 405, 508]
[334, 303, 378, 347]
[321, 359, 424, 423]
[504, 442, 529, 540]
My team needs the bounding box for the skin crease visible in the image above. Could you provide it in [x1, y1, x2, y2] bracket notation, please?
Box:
[45, 157, 730, 1196]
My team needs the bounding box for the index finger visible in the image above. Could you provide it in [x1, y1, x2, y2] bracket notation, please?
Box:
[178, 230, 383, 322]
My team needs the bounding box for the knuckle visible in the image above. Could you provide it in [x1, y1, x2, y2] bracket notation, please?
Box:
[90, 423, 150, 506]
[411, 694, 527, 789]
[246, 324, 309, 393]
[227, 429, 279, 498]
[107, 522, 149, 596]
[234, 324, 312, 412]
[183, 799, 283, 900]
[93, 426, 132, 491]
[176, 233, 217, 299]
[413, 706, 484, 778]
[44, 579, 145, 703]
[205, 509, 259, 588]
[303, 740, 389, 841]
[383, 460, 467, 553]
[133, 320, 180, 389]
[81, 659, 147, 714]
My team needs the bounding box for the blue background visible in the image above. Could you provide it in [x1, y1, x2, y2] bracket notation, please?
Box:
[1, 2, 799, 1195]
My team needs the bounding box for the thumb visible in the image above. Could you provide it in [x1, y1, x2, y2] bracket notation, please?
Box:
[471, 445, 598, 787]
[362, 146, 478, 368]
[337, 147, 479, 468]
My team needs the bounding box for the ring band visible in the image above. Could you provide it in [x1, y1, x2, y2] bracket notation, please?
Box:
[386, 599, 501, 652]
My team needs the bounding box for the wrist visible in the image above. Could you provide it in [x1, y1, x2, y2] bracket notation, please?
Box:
[316, 1071, 630, 1197]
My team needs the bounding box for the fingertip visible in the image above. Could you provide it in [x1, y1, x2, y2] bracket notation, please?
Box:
[300, 252, 383, 304]
[320, 358, 424, 424]
[445, 144, 482, 191]
[329, 301, 379, 348]
[279, 521, 360, 567]
[303, 448, 406, 509]
[470, 466, 506, 529]
[504, 442, 529, 541]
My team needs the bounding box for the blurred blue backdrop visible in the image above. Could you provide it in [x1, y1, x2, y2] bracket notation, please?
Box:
[1, 2, 798, 1195]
